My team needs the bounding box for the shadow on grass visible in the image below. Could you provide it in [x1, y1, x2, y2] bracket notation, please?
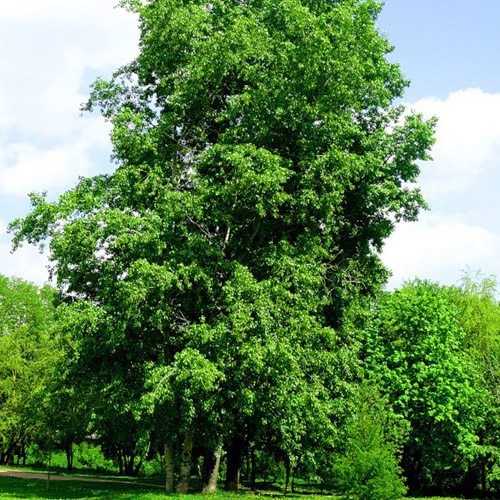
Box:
[0, 476, 337, 500]
[0, 476, 168, 500]
[238, 481, 333, 497]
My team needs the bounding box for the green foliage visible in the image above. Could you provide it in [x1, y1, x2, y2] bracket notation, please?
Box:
[0, 275, 57, 465]
[361, 280, 483, 492]
[450, 271, 500, 493]
[331, 384, 407, 500]
[72, 443, 116, 472]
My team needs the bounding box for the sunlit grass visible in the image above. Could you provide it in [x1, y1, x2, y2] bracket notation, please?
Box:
[0, 475, 482, 500]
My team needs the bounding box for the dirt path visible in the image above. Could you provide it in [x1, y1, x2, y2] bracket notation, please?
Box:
[0, 468, 164, 488]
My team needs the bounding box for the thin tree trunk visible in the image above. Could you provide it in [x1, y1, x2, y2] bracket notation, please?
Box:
[118, 452, 123, 476]
[65, 441, 73, 471]
[251, 447, 256, 491]
[133, 455, 144, 476]
[283, 456, 290, 495]
[165, 443, 175, 492]
[202, 437, 223, 494]
[291, 456, 300, 494]
[176, 430, 194, 493]
[124, 454, 136, 476]
[481, 458, 487, 493]
[225, 434, 243, 491]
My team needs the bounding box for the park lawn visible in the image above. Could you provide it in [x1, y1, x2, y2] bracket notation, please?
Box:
[0, 476, 162, 499]
[0, 477, 483, 500]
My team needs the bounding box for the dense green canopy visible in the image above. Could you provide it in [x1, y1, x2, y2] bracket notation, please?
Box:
[0, 275, 56, 465]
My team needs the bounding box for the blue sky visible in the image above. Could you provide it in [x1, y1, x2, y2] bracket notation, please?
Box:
[0, 0, 499, 290]
[379, 0, 500, 101]
[378, 0, 500, 288]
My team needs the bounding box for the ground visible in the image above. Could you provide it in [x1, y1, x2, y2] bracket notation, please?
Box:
[0, 469, 482, 500]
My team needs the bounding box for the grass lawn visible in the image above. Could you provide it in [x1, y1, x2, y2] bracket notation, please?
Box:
[0, 475, 483, 500]
[0, 476, 165, 500]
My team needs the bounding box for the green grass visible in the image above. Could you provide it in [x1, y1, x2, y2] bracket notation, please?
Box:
[0, 475, 483, 500]
[0, 476, 328, 500]
[0, 476, 166, 500]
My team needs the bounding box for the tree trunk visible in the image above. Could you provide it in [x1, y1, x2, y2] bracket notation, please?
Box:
[124, 454, 136, 476]
[133, 455, 144, 476]
[225, 434, 243, 491]
[176, 430, 194, 493]
[283, 456, 290, 495]
[291, 456, 300, 494]
[481, 458, 487, 493]
[251, 447, 256, 491]
[65, 441, 73, 471]
[118, 452, 123, 476]
[165, 443, 175, 492]
[202, 437, 223, 494]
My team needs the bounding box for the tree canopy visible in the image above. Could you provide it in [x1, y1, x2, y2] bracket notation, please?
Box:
[0, 275, 56, 466]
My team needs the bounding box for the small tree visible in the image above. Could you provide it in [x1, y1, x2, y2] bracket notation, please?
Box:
[333, 384, 407, 500]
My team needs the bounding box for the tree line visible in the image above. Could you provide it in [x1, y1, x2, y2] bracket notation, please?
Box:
[2, 273, 500, 498]
[3, 0, 497, 499]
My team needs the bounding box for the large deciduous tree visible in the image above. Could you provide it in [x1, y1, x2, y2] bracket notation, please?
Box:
[10, 0, 435, 491]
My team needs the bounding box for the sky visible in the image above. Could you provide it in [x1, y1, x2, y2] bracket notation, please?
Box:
[0, 0, 499, 290]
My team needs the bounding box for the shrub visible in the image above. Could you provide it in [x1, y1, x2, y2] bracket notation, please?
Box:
[333, 384, 407, 500]
[73, 442, 115, 471]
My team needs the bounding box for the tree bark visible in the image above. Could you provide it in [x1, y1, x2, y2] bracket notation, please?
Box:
[202, 437, 223, 494]
[165, 443, 175, 492]
[283, 456, 290, 495]
[176, 430, 194, 493]
[133, 455, 144, 476]
[225, 434, 243, 491]
[65, 441, 73, 471]
[124, 453, 136, 476]
[250, 447, 256, 491]
[118, 452, 123, 476]
[291, 456, 300, 494]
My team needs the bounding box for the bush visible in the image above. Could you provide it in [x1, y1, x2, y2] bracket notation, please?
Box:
[73, 442, 115, 471]
[139, 453, 164, 477]
[333, 384, 407, 500]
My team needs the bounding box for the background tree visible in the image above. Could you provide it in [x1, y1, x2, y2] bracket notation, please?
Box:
[451, 272, 500, 494]
[0, 276, 56, 466]
[331, 383, 407, 500]
[360, 280, 482, 495]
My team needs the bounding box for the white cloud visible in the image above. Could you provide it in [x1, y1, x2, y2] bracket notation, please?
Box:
[2, 0, 106, 18]
[0, 242, 50, 285]
[0, 118, 112, 196]
[383, 212, 500, 289]
[0, 1, 139, 141]
[0, 217, 49, 284]
[0, 0, 138, 283]
[382, 88, 500, 288]
[408, 89, 500, 197]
